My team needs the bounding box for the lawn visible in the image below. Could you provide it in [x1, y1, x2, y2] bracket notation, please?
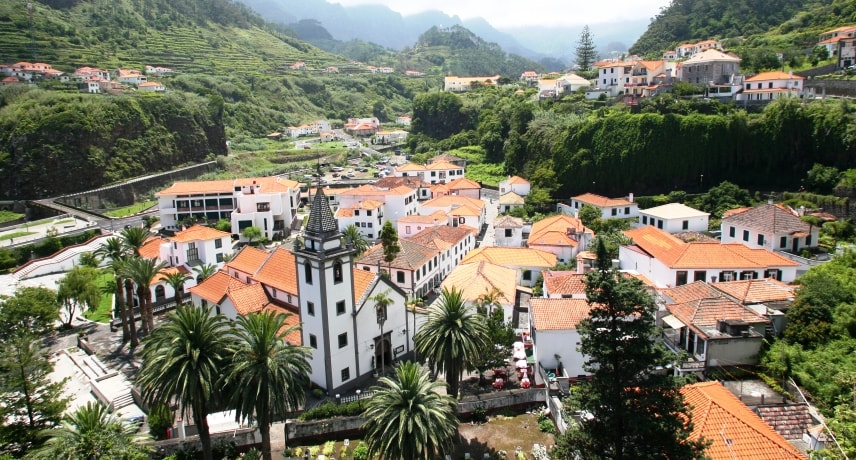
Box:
[0, 210, 24, 223]
[103, 201, 157, 217]
[0, 231, 36, 241]
[83, 272, 115, 323]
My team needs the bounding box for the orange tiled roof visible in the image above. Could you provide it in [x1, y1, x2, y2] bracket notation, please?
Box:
[441, 261, 517, 305]
[499, 192, 525, 205]
[260, 304, 302, 345]
[357, 239, 437, 271]
[395, 163, 427, 172]
[624, 226, 799, 269]
[398, 211, 449, 225]
[153, 266, 191, 286]
[425, 160, 460, 171]
[530, 298, 592, 330]
[495, 215, 524, 228]
[745, 71, 805, 81]
[252, 248, 298, 297]
[711, 278, 796, 304]
[529, 214, 593, 247]
[681, 382, 808, 459]
[421, 195, 485, 210]
[722, 203, 810, 235]
[189, 271, 240, 304]
[447, 177, 481, 190]
[156, 176, 298, 196]
[572, 192, 633, 207]
[660, 281, 722, 304]
[462, 246, 557, 268]
[138, 236, 164, 260]
[339, 184, 414, 197]
[228, 282, 270, 316]
[409, 226, 472, 251]
[506, 176, 530, 185]
[171, 225, 231, 243]
[226, 246, 270, 276]
[449, 204, 481, 217]
[668, 297, 769, 339]
[353, 268, 377, 306]
[544, 271, 587, 296]
[374, 176, 430, 189]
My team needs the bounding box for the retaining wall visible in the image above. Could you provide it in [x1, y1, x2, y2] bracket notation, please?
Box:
[805, 79, 856, 98]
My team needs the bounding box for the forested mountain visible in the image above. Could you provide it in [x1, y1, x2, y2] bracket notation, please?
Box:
[631, 0, 856, 56]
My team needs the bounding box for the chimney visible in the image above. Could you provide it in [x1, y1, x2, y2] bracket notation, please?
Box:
[628, 192, 634, 203]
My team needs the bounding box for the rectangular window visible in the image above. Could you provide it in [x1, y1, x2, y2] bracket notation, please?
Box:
[307, 301, 315, 316]
[397, 271, 405, 283]
[341, 367, 351, 382]
[367, 210, 372, 216]
[309, 334, 317, 349]
[780, 236, 788, 248]
[757, 234, 764, 245]
[806, 235, 812, 246]
[743, 230, 749, 242]
[611, 208, 617, 216]
[625, 207, 630, 215]
[657, 220, 663, 229]
[406, 226, 411, 234]
[186, 242, 199, 262]
[338, 333, 348, 349]
[505, 229, 512, 237]
[693, 271, 706, 282]
[354, 210, 360, 216]
[523, 270, 532, 281]
[215, 239, 223, 249]
[729, 226, 736, 238]
[642, 216, 648, 225]
[216, 253, 224, 263]
[676, 271, 688, 286]
[720, 271, 734, 282]
[682, 220, 689, 230]
[336, 300, 346, 316]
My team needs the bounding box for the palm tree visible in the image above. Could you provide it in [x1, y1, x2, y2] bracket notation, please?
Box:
[362, 361, 458, 460]
[475, 287, 504, 316]
[227, 311, 311, 460]
[95, 237, 133, 343]
[413, 287, 488, 400]
[161, 271, 191, 308]
[193, 263, 219, 283]
[121, 257, 167, 336]
[29, 401, 149, 459]
[343, 224, 369, 256]
[120, 226, 150, 256]
[370, 290, 394, 375]
[137, 306, 234, 460]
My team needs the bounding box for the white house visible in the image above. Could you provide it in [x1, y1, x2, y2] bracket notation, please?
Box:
[356, 239, 440, 298]
[429, 177, 481, 199]
[156, 177, 301, 241]
[116, 69, 147, 85]
[494, 216, 525, 247]
[419, 195, 486, 231]
[335, 200, 385, 240]
[499, 192, 525, 213]
[154, 225, 232, 268]
[527, 214, 594, 264]
[408, 226, 477, 281]
[620, 226, 800, 288]
[441, 261, 517, 323]
[394, 161, 466, 185]
[567, 193, 639, 220]
[737, 71, 809, 102]
[594, 61, 635, 96]
[338, 184, 418, 227]
[720, 203, 819, 254]
[638, 203, 710, 233]
[374, 130, 408, 145]
[499, 176, 531, 197]
[542, 271, 587, 299]
[529, 298, 591, 382]
[138, 81, 166, 92]
[444, 75, 501, 92]
[397, 211, 449, 238]
[344, 117, 380, 136]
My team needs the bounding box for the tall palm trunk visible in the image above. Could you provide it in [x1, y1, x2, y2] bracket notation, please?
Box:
[144, 289, 155, 332]
[136, 285, 148, 337]
[194, 401, 213, 460]
[115, 274, 130, 342]
[259, 408, 272, 460]
[124, 278, 138, 346]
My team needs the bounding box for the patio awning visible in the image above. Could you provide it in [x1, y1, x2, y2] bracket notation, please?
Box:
[662, 315, 686, 330]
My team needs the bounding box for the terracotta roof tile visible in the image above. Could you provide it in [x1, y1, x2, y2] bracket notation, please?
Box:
[353, 268, 377, 305]
[711, 278, 796, 304]
[421, 195, 485, 210]
[499, 192, 525, 205]
[398, 211, 449, 225]
[171, 225, 231, 243]
[409, 226, 472, 251]
[446, 177, 481, 190]
[506, 176, 530, 185]
[462, 247, 557, 268]
[374, 176, 430, 189]
[754, 404, 815, 441]
[530, 298, 592, 330]
[544, 271, 587, 296]
[722, 203, 811, 235]
[226, 246, 270, 276]
[156, 176, 298, 196]
[357, 239, 437, 270]
[252, 248, 298, 297]
[449, 204, 481, 217]
[529, 214, 593, 247]
[746, 71, 805, 81]
[339, 184, 414, 197]
[624, 226, 799, 269]
[138, 237, 164, 260]
[572, 192, 633, 207]
[425, 160, 460, 170]
[189, 271, 239, 304]
[660, 281, 723, 304]
[441, 261, 517, 305]
[260, 304, 303, 345]
[681, 382, 808, 459]
[667, 297, 769, 339]
[494, 216, 524, 228]
[228, 282, 270, 316]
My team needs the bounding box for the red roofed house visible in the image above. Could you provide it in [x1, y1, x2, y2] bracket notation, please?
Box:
[137, 81, 166, 92]
[499, 175, 531, 197]
[419, 195, 486, 230]
[462, 246, 557, 288]
[527, 214, 595, 264]
[737, 71, 808, 102]
[338, 184, 418, 229]
[529, 298, 593, 386]
[334, 199, 385, 240]
[566, 192, 639, 220]
[620, 225, 799, 289]
[817, 25, 856, 69]
[681, 381, 808, 460]
[721, 203, 819, 256]
[344, 117, 380, 136]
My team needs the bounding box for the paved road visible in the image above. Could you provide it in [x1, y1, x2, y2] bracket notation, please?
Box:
[480, 189, 500, 247]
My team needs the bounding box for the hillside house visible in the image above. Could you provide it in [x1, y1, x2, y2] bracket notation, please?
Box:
[429, 177, 481, 199]
[394, 161, 465, 185]
[338, 184, 418, 227]
[374, 130, 408, 144]
[395, 115, 411, 125]
[637, 203, 710, 233]
[397, 211, 449, 237]
[334, 200, 384, 240]
[138, 81, 166, 92]
[444, 75, 501, 92]
[720, 203, 819, 254]
[566, 192, 639, 220]
[499, 176, 531, 197]
[594, 61, 634, 96]
[145, 65, 174, 76]
[441, 261, 518, 323]
[737, 71, 808, 102]
[527, 214, 594, 264]
[520, 70, 539, 83]
[680, 49, 741, 86]
[344, 117, 380, 136]
[529, 298, 591, 384]
[817, 25, 856, 69]
[494, 215, 525, 247]
[461, 247, 557, 288]
[419, 195, 486, 231]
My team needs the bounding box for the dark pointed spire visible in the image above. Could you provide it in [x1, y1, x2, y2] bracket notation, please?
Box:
[306, 187, 338, 237]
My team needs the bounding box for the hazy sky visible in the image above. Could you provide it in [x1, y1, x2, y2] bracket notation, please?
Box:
[330, 0, 668, 29]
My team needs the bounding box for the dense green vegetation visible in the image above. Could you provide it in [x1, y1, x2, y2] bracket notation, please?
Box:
[631, 0, 856, 57]
[0, 86, 226, 199]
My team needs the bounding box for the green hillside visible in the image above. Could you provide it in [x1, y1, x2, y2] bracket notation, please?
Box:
[0, 0, 342, 75]
[631, 0, 856, 57]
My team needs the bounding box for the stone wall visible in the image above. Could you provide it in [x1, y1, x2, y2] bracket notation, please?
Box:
[150, 428, 259, 457]
[804, 79, 856, 98]
[55, 162, 216, 212]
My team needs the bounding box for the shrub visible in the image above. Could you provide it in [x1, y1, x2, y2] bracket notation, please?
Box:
[312, 388, 325, 398]
[322, 441, 336, 456]
[243, 448, 262, 460]
[352, 442, 369, 460]
[148, 403, 174, 440]
[340, 445, 349, 458]
[298, 400, 363, 421]
[472, 405, 488, 424]
[538, 418, 556, 434]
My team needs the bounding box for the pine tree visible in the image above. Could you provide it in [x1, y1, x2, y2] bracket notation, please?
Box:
[575, 25, 598, 71]
[553, 240, 707, 459]
[379, 221, 401, 279]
